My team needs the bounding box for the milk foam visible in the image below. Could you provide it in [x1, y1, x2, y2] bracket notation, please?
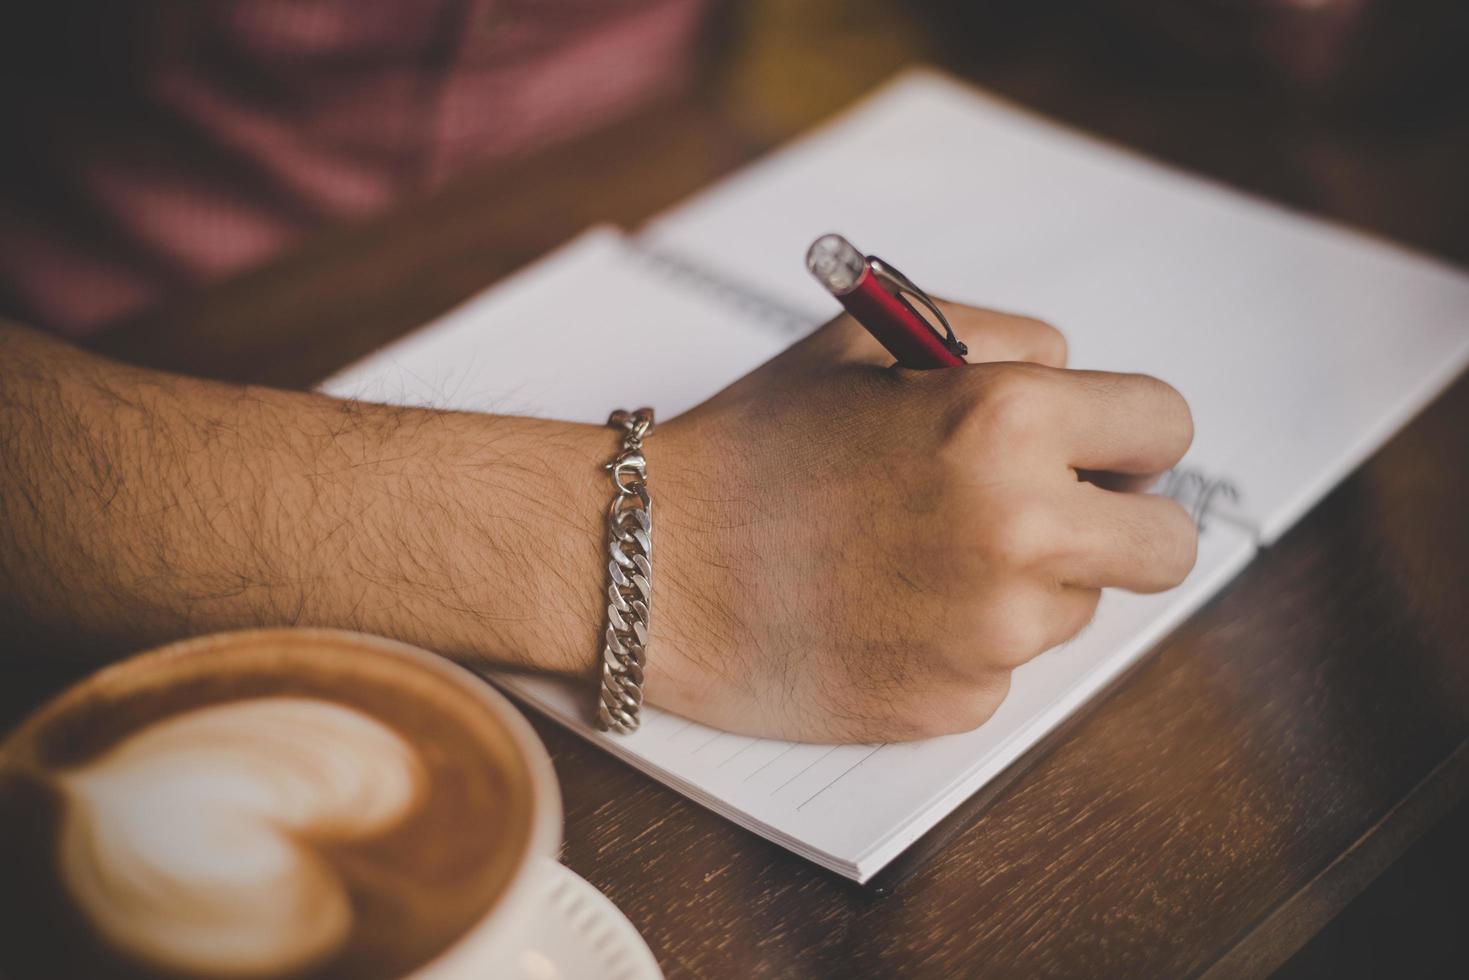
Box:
[56, 697, 424, 977]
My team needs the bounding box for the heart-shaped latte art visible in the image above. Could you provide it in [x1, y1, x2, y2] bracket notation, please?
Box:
[55, 696, 425, 977]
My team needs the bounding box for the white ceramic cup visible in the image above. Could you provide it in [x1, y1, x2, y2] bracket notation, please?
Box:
[0, 629, 563, 979]
[390, 635, 565, 979]
[362, 633, 565, 979]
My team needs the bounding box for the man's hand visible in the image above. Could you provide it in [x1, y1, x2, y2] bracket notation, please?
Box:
[1, 306, 1192, 746]
[650, 304, 1196, 742]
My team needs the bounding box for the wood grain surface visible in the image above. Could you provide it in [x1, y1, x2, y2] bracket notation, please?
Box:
[5, 4, 1467, 977]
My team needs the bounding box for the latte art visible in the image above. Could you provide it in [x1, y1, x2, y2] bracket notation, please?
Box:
[57, 697, 425, 977]
[0, 630, 542, 980]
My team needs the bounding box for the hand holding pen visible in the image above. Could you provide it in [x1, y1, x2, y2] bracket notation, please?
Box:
[637, 238, 1198, 742]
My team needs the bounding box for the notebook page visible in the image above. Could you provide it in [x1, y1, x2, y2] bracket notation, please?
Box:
[322, 227, 788, 421]
[644, 69, 1469, 543]
[320, 226, 1256, 881]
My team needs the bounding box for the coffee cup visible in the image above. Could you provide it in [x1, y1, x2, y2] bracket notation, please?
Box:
[0, 628, 563, 978]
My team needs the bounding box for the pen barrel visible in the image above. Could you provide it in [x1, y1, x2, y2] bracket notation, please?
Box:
[840, 268, 965, 369]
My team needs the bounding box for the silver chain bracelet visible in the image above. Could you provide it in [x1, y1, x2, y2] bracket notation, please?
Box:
[596, 408, 654, 734]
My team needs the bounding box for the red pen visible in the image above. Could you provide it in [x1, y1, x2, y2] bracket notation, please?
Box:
[806, 233, 968, 369]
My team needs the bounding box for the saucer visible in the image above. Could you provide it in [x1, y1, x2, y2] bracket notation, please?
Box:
[507, 859, 664, 980]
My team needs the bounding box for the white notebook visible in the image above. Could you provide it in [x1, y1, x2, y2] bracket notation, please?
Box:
[322, 70, 1469, 883]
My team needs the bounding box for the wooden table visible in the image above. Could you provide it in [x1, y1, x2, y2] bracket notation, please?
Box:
[9, 4, 1469, 977]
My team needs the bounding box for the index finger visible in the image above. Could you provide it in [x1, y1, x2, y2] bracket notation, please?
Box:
[977, 364, 1192, 475]
[1052, 369, 1193, 475]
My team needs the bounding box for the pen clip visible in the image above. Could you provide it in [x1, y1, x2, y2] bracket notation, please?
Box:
[867, 256, 968, 359]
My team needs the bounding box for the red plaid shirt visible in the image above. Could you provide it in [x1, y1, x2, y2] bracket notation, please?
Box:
[0, 0, 707, 337]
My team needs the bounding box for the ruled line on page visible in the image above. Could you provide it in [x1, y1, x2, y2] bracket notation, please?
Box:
[716, 737, 759, 768]
[796, 745, 886, 811]
[693, 731, 726, 753]
[742, 743, 796, 782]
[773, 746, 839, 794]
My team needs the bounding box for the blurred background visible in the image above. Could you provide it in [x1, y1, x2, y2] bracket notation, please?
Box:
[717, 0, 1469, 258]
[4, 0, 1468, 350]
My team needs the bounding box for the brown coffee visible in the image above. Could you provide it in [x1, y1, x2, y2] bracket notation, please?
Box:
[0, 630, 537, 979]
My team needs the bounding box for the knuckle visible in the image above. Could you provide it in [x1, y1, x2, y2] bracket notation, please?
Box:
[1020, 316, 1068, 365]
[969, 364, 1047, 442]
[982, 498, 1057, 569]
[984, 611, 1050, 670]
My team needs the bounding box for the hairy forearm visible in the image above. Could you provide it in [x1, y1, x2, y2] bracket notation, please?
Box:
[0, 322, 606, 675]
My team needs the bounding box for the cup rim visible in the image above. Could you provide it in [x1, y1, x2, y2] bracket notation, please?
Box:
[2, 627, 564, 978]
